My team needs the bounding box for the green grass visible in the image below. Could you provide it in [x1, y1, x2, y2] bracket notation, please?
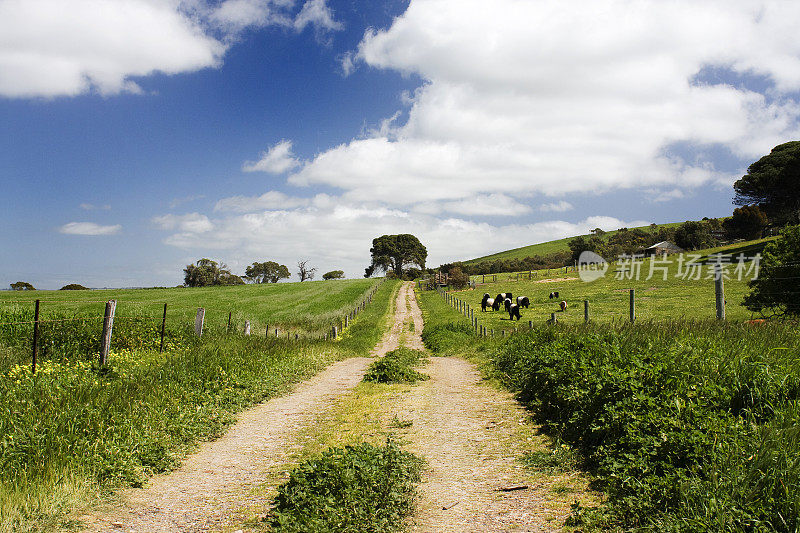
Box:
[416, 281, 800, 531]
[449, 253, 764, 333]
[463, 222, 683, 264]
[0, 279, 400, 533]
[0, 279, 380, 336]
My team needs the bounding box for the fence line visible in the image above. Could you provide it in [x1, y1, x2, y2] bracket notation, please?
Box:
[2, 278, 387, 375]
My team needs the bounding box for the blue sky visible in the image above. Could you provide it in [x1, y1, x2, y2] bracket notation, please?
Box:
[2, 0, 800, 289]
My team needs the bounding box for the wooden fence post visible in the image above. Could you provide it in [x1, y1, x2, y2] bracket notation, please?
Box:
[265, 325, 269, 338]
[584, 300, 589, 323]
[31, 299, 40, 374]
[159, 303, 167, 353]
[244, 320, 251, 336]
[331, 326, 338, 339]
[629, 289, 635, 323]
[227, 311, 232, 333]
[715, 266, 726, 320]
[528, 320, 532, 329]
[551, 312, 557, 324]
[344, 315, 349, 328]
[195, 308, 205, 336]
[100, 299, 117, 366]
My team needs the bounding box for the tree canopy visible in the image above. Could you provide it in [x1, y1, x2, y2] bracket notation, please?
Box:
[322, 270, 345, 280]
[734, 141, 800, 225]
[60, 284, 88, 290]
[245, 261, 290, 283]
[743, 224, 800, 316]
[723, 205, 768, 240]
[365, 234, 427, 278]
[183, 259, 244, 287]
[10, 281, 35, 291]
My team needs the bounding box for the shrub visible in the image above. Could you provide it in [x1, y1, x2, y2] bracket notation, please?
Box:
[490, 323, 800, 531]
[59, 284, 88, 290]
[269, 439, 422, 532]
[363, 348, 428, 384]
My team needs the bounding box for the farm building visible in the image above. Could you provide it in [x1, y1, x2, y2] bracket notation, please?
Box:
[642, 240, 685, 256]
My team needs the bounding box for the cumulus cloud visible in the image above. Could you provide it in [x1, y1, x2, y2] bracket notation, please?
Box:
[154, 196, 648, 276]
[152, 213, 213, 233]
[436, 194, 531, 217]
[214, 190, 310, 212]
[299, 0, 800, 204]
[59, 222, 121, 235]
[0, 0, 342, 98]
[0, 0, 225, 98]
[540, 201, 574, 213]
[243, 140, 301, 174]
[293, 0, 343, 33]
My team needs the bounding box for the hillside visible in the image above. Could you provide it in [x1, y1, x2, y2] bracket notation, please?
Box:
[463, 222, 684, 264]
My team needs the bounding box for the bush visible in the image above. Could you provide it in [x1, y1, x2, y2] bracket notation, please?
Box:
[490, 323, 800, 531]
[448, 266, 469, 289]
[269, 439, 422, 532]
[59, 284, 88, 290]
[363, 348, 428, 384]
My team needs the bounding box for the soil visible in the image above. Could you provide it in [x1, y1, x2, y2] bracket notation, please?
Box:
[78, 282, 588, 532]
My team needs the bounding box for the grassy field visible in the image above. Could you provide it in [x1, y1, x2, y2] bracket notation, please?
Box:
[449, 253, 765, 333]
[0, 279, 380, 340]
[463, 221, 683, 264]
[0, 279, 400, 533]
[416, 287, 800, 531]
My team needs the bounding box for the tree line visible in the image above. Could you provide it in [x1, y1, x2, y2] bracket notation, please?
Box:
[182, 258, 345, 287]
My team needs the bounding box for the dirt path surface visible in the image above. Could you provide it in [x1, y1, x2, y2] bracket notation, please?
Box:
[82, 283, 413, 533]
[399, 289, 572, 532]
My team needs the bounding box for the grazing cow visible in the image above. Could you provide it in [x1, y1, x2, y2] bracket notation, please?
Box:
[504, 298, 512, 312]
[508, 303, 521, 321]
[560, 300, 568, 312]
[482, 294, 496, 312]
[549, 292, 554, 299]
[517, 296, 530, 308]
[554, 291, 560, 299]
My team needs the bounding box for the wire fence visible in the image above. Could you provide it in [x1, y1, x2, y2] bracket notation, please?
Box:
[0, 278, 386, 375]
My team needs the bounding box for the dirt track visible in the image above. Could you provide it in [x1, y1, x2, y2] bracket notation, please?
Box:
[81, 282, 586, 532]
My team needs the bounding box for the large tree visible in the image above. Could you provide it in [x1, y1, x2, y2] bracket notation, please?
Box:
[743, 224, 800, 316]
[365, 234, 427, 278]
[245, 261, 290, 283]
[183, 258, 243, 287]
[723, 205, 768, 240]
[10, 281, 35, 291]
[322, 270, 345, 280]
[734, 141, 800, 225]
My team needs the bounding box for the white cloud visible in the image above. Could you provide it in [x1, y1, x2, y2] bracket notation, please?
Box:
[59, 222, 121, 235]
[293, 0, 343, 33]
[540, 201, 574, 213]
[243, 140, 301, 174]
[154, 196, 648, 276]
[647, 188, 687, 203]
[303, 0, 800, 204]
[438, 194, 531, 217]
[79, 203, 111, 211]
[0, 0, 225, 98]
[214, 190, 310, 212]
[0, 0, 342, 98]
[152, 213, 213, 233]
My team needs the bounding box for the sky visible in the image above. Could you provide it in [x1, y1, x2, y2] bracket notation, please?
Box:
[2, 0, 800, 289]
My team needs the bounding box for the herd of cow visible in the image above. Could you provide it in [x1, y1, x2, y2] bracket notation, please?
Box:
[481, 291, 567, 320]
